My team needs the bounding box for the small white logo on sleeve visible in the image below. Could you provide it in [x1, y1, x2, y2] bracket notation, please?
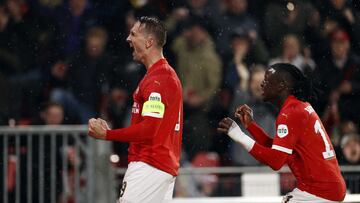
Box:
[148, 92, 161, 102]
[277, 124, 289, 138]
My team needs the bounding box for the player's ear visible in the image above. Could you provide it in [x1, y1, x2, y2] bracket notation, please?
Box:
[279, 81, 285, 89]
[145, 36, 155, 49]
[278, 80, 289, 92]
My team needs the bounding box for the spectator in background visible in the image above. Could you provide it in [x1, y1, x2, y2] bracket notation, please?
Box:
[339, 134, 360, 165]
[229, 65, 276, 166]
[165, 0, 220, 36]
[223, 28, 269, 92]
[269, 34, 316, 76]
[338, 133, 360, 194]
[315, 29, 360, 130]
[224, 29, 251, 92]
[0, 0, 57, 122]
[215, 0, 265, 59]
[264, 0, 316, 54]
[51, 26, 111, 123]
[32, 102, 64, 125]
[53, 0, 97, 56]
[172, 18, 222, 159]
[318, 0, 360, 54]
[3, 0, 38, 74]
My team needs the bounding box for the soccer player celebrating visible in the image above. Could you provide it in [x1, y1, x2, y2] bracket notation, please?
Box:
[88, 16, 183, 203]
[218, 63, 346, 202]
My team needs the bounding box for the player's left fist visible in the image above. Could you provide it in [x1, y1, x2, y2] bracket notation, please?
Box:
[217, 117, 234, 134]
[88, 118, 107, 140]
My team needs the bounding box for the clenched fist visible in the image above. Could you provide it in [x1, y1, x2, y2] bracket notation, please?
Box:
[235, 104, 254, 129]
[88, 118, 111, 139]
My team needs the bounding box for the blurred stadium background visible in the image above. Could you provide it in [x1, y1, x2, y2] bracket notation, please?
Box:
[1, 0, 360, 202]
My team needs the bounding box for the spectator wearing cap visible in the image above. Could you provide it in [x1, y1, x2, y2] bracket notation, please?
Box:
[269, 34, 316, 76]
[171, 18, 222, 159]
[314, 29, 360, 131]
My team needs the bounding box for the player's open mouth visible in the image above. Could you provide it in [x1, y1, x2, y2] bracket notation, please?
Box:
[129, 44, 135, 54]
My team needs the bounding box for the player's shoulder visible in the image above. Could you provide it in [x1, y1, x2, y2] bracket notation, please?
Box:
[144, 66, 180, 89]
[280, 99, 310, 120]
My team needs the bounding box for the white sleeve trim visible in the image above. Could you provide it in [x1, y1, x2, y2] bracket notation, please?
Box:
[142, 112, 163, 118]
[272, 144, 293, 154]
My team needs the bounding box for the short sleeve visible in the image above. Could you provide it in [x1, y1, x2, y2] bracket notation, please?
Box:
[272, 110, 304, 154]
[140, 78, 167, 118]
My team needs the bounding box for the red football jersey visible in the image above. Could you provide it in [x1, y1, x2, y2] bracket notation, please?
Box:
[272, 96, 346, 201]
[127, 59, 183, 176]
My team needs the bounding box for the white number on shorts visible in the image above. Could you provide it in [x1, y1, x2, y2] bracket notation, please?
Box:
[314, 120, 335, 159]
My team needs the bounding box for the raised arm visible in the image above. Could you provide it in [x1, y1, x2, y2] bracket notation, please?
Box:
[235, 104, 273, 147]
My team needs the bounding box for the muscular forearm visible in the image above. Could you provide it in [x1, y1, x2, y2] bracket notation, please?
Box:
[247, 122, 273, 147]
[106, 117, 162, 142]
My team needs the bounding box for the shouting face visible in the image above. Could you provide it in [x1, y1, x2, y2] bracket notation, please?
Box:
[126, 21, 149, 62]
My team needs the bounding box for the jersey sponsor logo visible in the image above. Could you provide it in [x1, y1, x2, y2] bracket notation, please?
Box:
[142, 92, 165, 118]
[304, 105, 315, 114]
[277, 124, 289, 138]
[148, 92, 161, 102]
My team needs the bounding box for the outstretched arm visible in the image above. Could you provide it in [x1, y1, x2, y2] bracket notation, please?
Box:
[88, 117, 162, 142]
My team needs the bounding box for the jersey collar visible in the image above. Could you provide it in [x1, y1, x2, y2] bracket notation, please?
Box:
[281, 95, 298, 110]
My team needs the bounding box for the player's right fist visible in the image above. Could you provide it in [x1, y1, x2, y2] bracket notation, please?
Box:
[217, 117, 247, 144]
[235, 104, 254, 129]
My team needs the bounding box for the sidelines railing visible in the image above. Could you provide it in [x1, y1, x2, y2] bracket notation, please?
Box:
[1, 125, 360, 203]
[0, 125, 102, 203]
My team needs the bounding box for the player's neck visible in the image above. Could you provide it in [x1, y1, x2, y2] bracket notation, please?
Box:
[274, 93, 290, 109]
[143, 49, 164, 70]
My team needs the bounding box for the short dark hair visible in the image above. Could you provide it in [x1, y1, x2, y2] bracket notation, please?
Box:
[40, 102, 63, 112]
[139, 16, 167, 48]
[270, 63, 319, 104]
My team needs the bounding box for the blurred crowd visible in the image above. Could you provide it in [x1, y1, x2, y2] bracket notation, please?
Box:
[1, 0, 360, 195]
